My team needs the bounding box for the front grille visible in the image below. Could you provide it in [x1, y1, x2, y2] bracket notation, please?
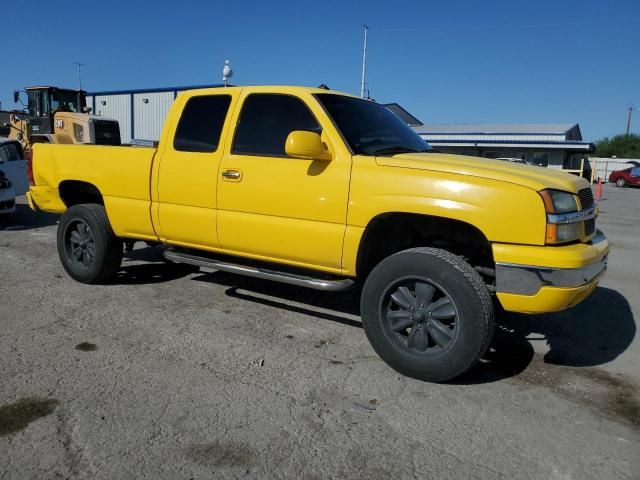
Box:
[577, 188, 596, 238]
[93, 120, 121, 146]
[578, 188, 594, 209]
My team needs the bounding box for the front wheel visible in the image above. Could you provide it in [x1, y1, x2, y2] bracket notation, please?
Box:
[360, 247, 494, 382]
[616, 178, 626, 188]
[57, 204, 123, 284]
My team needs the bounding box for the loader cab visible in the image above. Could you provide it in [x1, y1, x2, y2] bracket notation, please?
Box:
[22, 87, 86, 135]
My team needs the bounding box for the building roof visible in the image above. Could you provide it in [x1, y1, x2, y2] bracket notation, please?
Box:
[414, 123, 579, 136]
[383, 103, 424, 127]
[413, 122, 586, 150]
[87, 84, 226, 96]
[423, 139, 594, 152]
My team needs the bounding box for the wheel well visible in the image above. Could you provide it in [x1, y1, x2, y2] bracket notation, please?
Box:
[356, 213, 495, 280]
[59, 180, 103, 207]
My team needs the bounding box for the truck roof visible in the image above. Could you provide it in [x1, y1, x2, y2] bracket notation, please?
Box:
[177, 85, 359, 99]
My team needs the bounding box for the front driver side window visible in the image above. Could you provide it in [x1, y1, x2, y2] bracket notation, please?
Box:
[232, 94, 321, 157]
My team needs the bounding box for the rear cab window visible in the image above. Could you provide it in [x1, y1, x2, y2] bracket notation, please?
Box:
[173, 95, 232, 153]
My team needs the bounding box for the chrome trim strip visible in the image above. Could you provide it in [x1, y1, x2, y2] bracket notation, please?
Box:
[547, 205, 597, 224]
[495, 254, 607, 295]
[164, 250, 355, 292]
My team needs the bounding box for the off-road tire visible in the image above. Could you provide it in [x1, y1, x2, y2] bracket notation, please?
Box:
[57, 204, 123, 284]
[360, 247, 494, 382]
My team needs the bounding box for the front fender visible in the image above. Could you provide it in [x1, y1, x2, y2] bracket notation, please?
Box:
[341, 158, 547, 274]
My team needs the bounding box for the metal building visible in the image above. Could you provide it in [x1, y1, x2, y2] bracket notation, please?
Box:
[383, 104, 594, 176]
[413, 123, 594, 174]
[86, 84, 222, 143]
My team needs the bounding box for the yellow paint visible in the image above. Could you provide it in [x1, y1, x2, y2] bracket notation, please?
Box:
[493, 232, 609, 269]
[28, 85, 608, 314]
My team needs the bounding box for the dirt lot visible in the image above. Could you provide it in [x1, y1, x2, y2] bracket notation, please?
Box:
[1, 183, 638, 479]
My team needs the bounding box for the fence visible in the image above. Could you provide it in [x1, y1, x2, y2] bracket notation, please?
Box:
[589, 157, 640, 183]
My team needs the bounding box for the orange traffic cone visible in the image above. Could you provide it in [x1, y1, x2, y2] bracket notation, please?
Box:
[595, 178, 603, 201]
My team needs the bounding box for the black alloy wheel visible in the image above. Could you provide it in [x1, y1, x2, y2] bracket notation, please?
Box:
[63, 220, 96, 268]
[382, 278, 458, 355]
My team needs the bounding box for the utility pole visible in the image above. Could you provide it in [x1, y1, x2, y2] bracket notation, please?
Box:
[626, 106, 633, 136]
[360, 25, 369, 98]
[73, 62, 86, 112]
[73, 62, 86, 91]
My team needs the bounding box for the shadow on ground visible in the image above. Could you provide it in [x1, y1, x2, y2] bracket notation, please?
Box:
[110, 245, 199, 284]
[0, 203, 59, 231]
[194, 270, 362, 329]
[455, 286, 636, 384]
[192, 271, 635, 384]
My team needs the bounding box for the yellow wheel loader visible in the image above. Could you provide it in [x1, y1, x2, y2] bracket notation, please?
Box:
[5, 86, 120, 152]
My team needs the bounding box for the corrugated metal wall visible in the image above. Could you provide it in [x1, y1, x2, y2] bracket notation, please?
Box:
[133, 92, 174, 141]
[94, 94, 132, 143]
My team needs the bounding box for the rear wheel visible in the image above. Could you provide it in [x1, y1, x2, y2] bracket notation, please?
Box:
[616, 177, 626, 187]
[57, 204, 123, 283]
[360, 247, 494, 382]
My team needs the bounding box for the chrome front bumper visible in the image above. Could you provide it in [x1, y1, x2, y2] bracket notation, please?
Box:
[495, 234, 608, 295]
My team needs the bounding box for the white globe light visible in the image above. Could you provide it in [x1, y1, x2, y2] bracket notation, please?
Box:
[222, 60, 233, 84]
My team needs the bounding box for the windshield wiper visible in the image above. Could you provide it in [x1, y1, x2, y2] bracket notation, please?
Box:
[370, 146, 430, 156]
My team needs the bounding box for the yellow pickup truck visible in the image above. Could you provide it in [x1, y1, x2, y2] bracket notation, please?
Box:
[27, 85, 609, 382]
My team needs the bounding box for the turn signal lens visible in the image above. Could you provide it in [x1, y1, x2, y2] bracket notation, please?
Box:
[546, 222, 581, 244]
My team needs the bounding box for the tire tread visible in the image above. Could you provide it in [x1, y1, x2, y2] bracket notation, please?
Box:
[361, 247, 494, 382]
[57, 203, 122, 284]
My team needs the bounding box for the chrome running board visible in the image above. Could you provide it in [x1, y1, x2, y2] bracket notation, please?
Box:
[164, 249, 355, 292]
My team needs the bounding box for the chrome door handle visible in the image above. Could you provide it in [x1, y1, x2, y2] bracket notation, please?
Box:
[221, 170, 241, 180]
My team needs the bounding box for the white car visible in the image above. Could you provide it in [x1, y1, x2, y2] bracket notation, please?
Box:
[0, 169, 16, 215]
[0, 137, 29, 217]
[0, 138, 29, 196]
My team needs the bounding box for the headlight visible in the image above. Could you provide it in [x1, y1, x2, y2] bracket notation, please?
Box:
[73, 123, 85, 142]
[539, 189, 581, 244]
[539, 189, 578, 213]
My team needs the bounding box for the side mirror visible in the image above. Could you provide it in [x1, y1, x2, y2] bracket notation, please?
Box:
[13, 90, 20, 103]
[83, 106, 92, 114]
[285, 131, 330, 161]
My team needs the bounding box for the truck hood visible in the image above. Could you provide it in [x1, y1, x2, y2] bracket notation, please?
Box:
[375, 152, 588, 193]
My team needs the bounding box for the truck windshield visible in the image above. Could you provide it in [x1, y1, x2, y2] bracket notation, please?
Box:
[315, 94, 432, 156]
[50, 90, 82, 113]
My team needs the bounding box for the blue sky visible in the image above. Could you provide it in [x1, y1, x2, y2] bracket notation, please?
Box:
[2, 0, 638, 140]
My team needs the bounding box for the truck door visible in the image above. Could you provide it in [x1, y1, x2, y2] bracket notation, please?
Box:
[155, 92, 237, 249]
[216, 91, 351, 270]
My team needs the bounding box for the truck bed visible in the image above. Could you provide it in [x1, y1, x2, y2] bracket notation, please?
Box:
[30, 143, 158, 241]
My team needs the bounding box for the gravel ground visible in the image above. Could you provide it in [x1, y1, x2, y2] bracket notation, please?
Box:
[0, 183, 638, 479]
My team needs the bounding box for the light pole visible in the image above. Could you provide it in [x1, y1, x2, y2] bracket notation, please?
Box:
[73, 62, 86, 91]
[626, 105, 639, 136]
[73, 62, 86, 111]
[360, 25, 369, 98]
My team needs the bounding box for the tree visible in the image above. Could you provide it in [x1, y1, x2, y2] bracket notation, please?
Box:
[595, 134, 640, 158]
